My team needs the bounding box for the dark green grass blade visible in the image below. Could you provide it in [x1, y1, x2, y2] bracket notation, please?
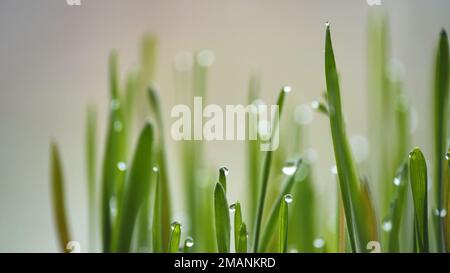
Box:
[258, 157, 302, 252]
[214, 182, 231, 253]
[101, 52, 127, 252]
[147, 87, 171, 252]
[234, 202, 242, 252]
[152, 167, 163, 252]
[50, 142, 71, 252]
[169, 222, 181, 253]
[279, 196, 289, 253]
[253, 86, 290, 252]
[324, 24, 373, 252]
[445, 149, 450, 251]
[115, 123, 154, 252]
[409, 148, 429, 253]
[433, 29, 449, 252]
[238, 223, 248, 253]
[85, 105, 97, 251]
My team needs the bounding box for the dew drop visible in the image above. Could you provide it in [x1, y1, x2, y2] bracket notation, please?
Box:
[282, 161, 297, 176]
[220, 166, 229, 176]
[117, 161, 127, 172]
[185, 237, 194, 248]
[313, 237, 325, 248]
[446, 152, 450, 161]
[434, 208, 447, 218]
[171, 221, 181, 230]
[382, 220, 392, 232]
[114, 120, 123, 132]
[393, 176, 401, 186]
[325, 21, 330, 27]
[110, 99, 120, 110]
[282, 85, 292, 93]
[229, 203, 236, 212]
[152, 165, 159, 173]
[284, 194, 293, 204]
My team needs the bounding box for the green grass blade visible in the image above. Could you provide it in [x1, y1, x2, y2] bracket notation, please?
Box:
[152, 167, 163, 252]
[214, 182, 231, 253]
[85, 105, 97, 252]
[279, 195, 289, 253]
[445, 149, 450, 251]
[409, 147, 429, 252]
[219, 167, 228, 192]
[324, 24, 371, 252]
[238, 223, 248, 253]
[169, 221, 181, 253]
[50, 142, 71, 252]
[183, 237, 194, 253]
[115, 123, 154, 252]
[147, 86, 171, 252]
[233, 202, 242, 252]
[433, 29, 449, 252]
[258, 157, 302, 252]
[253, 86, 290, 252]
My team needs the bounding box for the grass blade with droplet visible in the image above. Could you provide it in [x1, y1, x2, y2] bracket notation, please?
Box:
[50, 142, 71, 252]
[115, 123, 154, 252]
[238, 223, 248, 253]
[214, 182, 231, 253]
[152, 167, 162, 252]
[433, 29, 449, 252]
[409, 147, 429, 253]
[279, 195, 289, 253]
[169, 222, 181, 253]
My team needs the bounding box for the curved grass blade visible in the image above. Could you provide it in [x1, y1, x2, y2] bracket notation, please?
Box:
[409, 148, 429, 253]
[253, 86, 290, 252]
[234, 202, 242, 252]
[238, 223, 248, 253]
[214, 182, 231, 253]
[115, 123, 154, 252]
[50, 142, 71, 252]
[324, 24, 372, 252]
[258, 157, 302, 252]
[85, 105, 97, 251]
[433, 29, 449, 252]
[147, 86, 171, 251]
[169, 221, 181, 253]
[101, 52, 126, 252]
[279, 195, 289, 253]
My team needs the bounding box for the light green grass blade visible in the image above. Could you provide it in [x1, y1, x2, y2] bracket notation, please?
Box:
[214, 182, 231, 253]
[279, 195, 289, 253]
[115, 123, 154, 252]
[433, 29, 449, 252]
[169, 221, 181, 253]
[147, 86, 171, 252]
[50, 142, 71, 252]
[85, 105, 97, 252]
[101, 51, 126, 252]
[238, 223, 248, 253]
[253, 86, 290, 252]
[152, 167, 163, 252]
[409, 147, 429, 253]
[234, 202, 242, 252]
[258, 157, 302, 252]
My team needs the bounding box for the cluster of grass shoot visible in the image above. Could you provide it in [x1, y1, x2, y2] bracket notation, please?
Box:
[50, 12, 450, 253]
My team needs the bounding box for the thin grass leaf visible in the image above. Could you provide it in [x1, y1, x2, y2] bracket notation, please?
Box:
[233, 202, 242, 252]
[445, 149, 450, 251]
[101, 52, 127, 252]
[169, 222, 181, 253]
[147, 86, 171, 252]
[433, 29, 449, 252]
[409, 147, 429, 253]
[279, 195, 289, 253]
[183, 237, 194, 253]
[359, 178, 378, 247]
[238, 223, 248, 253]
[115, 123, 154, 252]
[85, 105, 97, 252]
[50, 142, 71, 252]
[253, 86, 291, 252]
[324, 24, 373, 252]
[258, 157, 302, 252]
[152, 167, 163, 252]
[214, 182, 231, 253]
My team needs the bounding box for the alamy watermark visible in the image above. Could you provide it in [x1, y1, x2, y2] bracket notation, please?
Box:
[66, 0, 81, 6]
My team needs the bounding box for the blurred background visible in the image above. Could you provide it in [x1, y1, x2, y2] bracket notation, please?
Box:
[0, 0, 449, 252]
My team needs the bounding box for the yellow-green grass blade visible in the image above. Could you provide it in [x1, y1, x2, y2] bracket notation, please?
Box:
[50, 142, 71, 252]
[238, 223, 248, 253]
[409, 147, 429, 253]
[115, 123, 154, 252]
[169, 221, 181, 253]
[445, 149, 450, 251]
[101, 51, 127, 252]
[258, 157, 302, 252]
[152, 167, 163, 252]
[253, 86, 290, 252]
[433, 29, 449, 252]
[85, 105, 97, 251]
[147, 86, 172, 252]
[214, 182, 231, 253]
[234, 202, 242, 252]
[279, 195, 289, 253]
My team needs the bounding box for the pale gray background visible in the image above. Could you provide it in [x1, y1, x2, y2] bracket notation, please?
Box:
[0, 0, 449, 252]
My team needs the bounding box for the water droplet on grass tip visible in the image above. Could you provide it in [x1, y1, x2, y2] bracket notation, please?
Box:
[393, 176, 401, 186]
[117, 161, 127, 171]
[282, 161, 297, 176]
[434, 208, 447, 218]
[229, 203, 236, 212]
[282, 86, 292, 93]
[313, 237, 325, 248]
[325, 21, 330, 27]
[171, 221, 181, 230]
[220, 166, 229, 176]
[382, 220, 392, 232]
[152, 166, 159, 172]
[284, 194, 293, 204]
[185, 237, 194, 248]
